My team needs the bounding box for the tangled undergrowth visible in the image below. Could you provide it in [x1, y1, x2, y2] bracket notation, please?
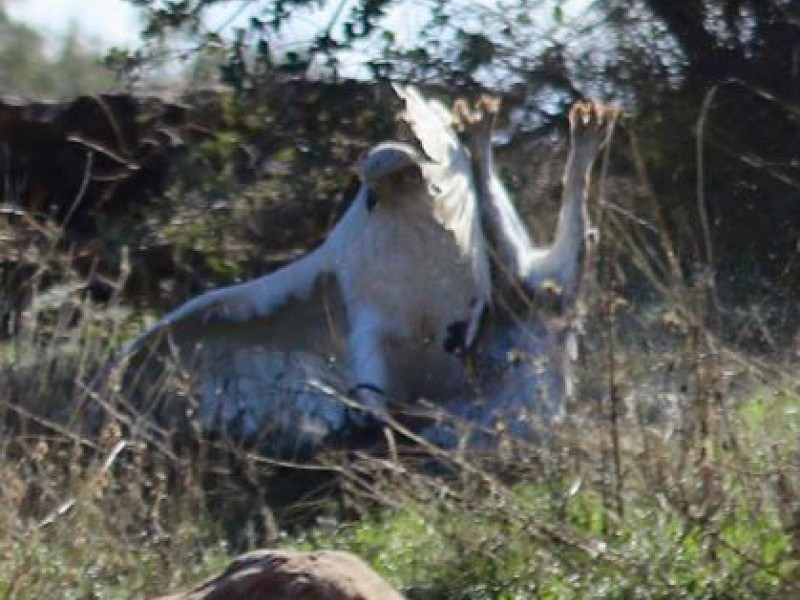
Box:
[1, 241, 798, 600]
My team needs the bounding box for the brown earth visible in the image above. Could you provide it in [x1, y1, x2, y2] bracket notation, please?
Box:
[152, 549, 407, 600]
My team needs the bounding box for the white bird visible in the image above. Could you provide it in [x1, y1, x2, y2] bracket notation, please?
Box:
[429, 96, 619, 446]
[102, 85, 491, 455]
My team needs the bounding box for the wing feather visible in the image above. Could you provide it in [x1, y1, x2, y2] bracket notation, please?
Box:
[113, 245, 337, 363]
[392, 84, 464, 167]
[95, 85, 495, 451]
[393, 84, 491, 310]
[99, 244, 349, 453]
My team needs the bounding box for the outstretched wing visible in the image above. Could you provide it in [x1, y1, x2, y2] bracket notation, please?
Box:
[98, 85, 496, 452]
[119, 247, 336, 356]
[392, 84, 492, 343]
[103, 244, 350, 454]
[393, 84, 462, 166]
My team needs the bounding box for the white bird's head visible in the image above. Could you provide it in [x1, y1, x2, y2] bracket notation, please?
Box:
[359, 142, 428, 210]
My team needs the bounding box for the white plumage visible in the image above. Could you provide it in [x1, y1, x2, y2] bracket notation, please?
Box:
[105, 85, 491, 454]
[428, 96, 619, 446]
[102, 86, 618, 453]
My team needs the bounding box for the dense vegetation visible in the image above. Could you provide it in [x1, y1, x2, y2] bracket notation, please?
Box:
[0, 0, 799, 598]
[122, 0, 800, 288]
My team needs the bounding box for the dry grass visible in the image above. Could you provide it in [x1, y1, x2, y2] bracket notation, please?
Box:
[1, 240, 798, 599]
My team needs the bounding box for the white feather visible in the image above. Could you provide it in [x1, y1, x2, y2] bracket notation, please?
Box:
[105, 86, 491, 453]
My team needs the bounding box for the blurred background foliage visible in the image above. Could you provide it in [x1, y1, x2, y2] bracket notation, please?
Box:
[146, 0, 800, 294]
[0, 2, 113, 97]
[2, 0, 798, 306]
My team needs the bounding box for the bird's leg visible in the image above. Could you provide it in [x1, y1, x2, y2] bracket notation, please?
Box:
[346, 306, 390, 425]
[522, 101, 618, 307]
[455, 95, 534, 289]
